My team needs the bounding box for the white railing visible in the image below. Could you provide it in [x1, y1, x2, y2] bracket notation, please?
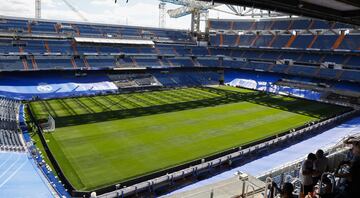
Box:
[257, 132, 360, 187]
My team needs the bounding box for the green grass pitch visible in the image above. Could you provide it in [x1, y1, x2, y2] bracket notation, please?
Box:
[29, 86, 349, 191]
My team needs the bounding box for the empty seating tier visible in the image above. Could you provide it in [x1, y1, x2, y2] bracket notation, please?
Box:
[208, 18, 354, 31]
[0, 98, 23, 152]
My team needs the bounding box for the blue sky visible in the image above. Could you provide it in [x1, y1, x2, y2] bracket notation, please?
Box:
[0, 0, 246, 30]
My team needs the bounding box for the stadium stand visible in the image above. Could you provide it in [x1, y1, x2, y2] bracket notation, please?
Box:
[225, 69, 360, 104]
[108, 73, 162, 89]
[0, 14, 360, 198]
[206, 17, 360, 84]
[1, 15, 359, 88]
[208, 18, 354, 31]
[0, 98, 23, 151]
[0, 72, 118, 100]
[0, 17, 193, 42]
[17, 105, 71, 198]
[153, 70, 220, 87]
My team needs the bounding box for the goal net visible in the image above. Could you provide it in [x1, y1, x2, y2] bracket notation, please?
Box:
[43, 114, 55, 132]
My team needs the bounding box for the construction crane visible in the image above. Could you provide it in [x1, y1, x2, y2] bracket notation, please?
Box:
[34, 0, 88, 21]
[160, 0, 218, 33]
[159, 2, 166, 28]
[35, 0, 41, 19]
[161, 0, 219, 18]
[160, 0, 288, 33]
[116, 0, 288, 33]
[114, 0, 217, 32]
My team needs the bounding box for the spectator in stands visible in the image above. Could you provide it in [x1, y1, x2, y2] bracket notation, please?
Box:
[300, 153, 317, 196]
[272, 182, 296, 198]
[335, 137, 360, 198]
[313, 149, 329, 184]
[318, 176, 334, 198]
[280, 182, 296, 198]
[343, 136, 359, 162]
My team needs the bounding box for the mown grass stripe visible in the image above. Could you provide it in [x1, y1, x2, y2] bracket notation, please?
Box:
[28, 86, 349, 191]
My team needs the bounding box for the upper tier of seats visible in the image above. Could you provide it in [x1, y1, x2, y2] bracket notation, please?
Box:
[0, 16, 359, 84]
[208, 18, 359, 51]
[208, 18, 355, 31]
[0, 17, 193, 43]
[208, 33, 360, 50]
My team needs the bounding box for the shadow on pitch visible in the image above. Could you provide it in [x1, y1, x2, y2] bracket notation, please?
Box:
[49, 87, 349, 128]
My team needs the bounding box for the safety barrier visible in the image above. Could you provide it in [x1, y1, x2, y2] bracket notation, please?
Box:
[18, 104, 71, 198]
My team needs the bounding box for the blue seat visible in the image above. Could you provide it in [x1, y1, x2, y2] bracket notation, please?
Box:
[210, 35, 221, 46]
[287, 66, 317, 76]
[0, 57, 24, 70]
[254, 35, 273, 47]
[243, 51, 262, 59]
[270, 64, 288, 73]
[346, 56, 360, 67]
[173, 46, 192, 56]
[98, 46, 120, 54]
[87, 57, 116, 68]
[261, 52, 281, 60]
[272, 20, 290, 30]
[35, 58, 73, 69]
[323, 54, 347, 64]
[291, 19, 311, 29]
[291, 35, 313, 48]
[134, 58, 160, 67]
[0, 19, 28, 32]
[299, 53, 321, 63]
[280, 52, 301, 60]
[311, 20, 332, 29]
[254, 21, 273, 30]
[168, 58, 194, 67]
[197, 58, 219, 67]
[31, 21, 56, 33]
[233, 21, 253, 30]
[333, 22, 353, 29]
[339, 35, 360, 50]
[311, 35, 337, 49]
[247, 62, 271, 71]
[271, 35, 291, 48]
[223, 35, 237, 46]
[210, 20, 231, 30]
[239, 35, 256, 46]
[317, 68, 338, 79]
[222, 60, 243, 68]
[340, 70, 360, 82]
[156, 46, 175, 55]
[191, 47, 208, 56]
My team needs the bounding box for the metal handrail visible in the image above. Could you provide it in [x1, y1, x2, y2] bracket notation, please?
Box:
[318, 172, 336, 194]
[245, 183, 256, 198]
[263, 177, 273, 198]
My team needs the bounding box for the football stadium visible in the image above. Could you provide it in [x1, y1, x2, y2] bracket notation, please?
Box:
[1, 0, 360, 198]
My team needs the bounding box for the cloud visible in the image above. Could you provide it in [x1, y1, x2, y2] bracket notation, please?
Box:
[0, 0, 33, 17]
[0, 0, 245, 31]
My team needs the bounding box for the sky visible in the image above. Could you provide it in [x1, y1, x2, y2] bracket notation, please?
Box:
[0, 0, 255, 30]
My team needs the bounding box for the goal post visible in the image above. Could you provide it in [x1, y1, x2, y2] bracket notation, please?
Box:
[43, 114, 55, 132]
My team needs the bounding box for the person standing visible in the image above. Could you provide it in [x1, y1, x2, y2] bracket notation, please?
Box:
[300, 153, 317, 195]
[335, 137, 360, 198]
[313, 149, 329, 184]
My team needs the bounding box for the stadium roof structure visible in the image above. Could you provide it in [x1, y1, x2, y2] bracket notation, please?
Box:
[200, 0, 360, 26]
